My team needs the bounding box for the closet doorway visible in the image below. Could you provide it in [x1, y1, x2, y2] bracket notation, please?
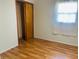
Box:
[16, 1, 34, 44]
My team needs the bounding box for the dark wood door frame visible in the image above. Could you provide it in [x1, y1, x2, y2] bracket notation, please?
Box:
[15, 0, 34, 45]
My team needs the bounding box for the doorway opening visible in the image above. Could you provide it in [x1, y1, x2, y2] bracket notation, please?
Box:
[16, 1, 34, 45]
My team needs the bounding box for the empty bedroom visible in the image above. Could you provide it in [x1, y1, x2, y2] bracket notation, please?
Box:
[0, 0, 78, 59]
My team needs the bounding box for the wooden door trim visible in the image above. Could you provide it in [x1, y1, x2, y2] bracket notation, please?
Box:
[31, 3, 34, 39]
[16, 0, 33, 5]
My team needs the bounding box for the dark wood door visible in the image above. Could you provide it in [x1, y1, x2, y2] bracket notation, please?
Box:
[24, 3, 33, 40]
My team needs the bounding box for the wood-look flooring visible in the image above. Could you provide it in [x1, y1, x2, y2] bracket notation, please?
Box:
[0, 39, 78, 59]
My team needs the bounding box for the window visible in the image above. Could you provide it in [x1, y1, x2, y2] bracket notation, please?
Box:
[57, 2, 77, 23]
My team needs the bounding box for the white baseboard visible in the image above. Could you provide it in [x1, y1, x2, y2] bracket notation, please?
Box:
[0, 44, 18, 54]
[34, 35, 78, 47]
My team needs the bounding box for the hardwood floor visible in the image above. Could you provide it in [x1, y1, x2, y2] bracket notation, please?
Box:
[0, 39, 78, 59]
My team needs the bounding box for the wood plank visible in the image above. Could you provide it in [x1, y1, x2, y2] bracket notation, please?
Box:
[0, 39, 78, 59]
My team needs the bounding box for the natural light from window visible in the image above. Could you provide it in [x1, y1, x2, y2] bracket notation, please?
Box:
[57, 2, 77, 23]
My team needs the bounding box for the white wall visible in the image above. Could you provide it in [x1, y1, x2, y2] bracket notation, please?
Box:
[0, 0, 18, 53]
[17, 0, 35, 3]
[34, 0, 78, 46]
[24, 0, 35, 3]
